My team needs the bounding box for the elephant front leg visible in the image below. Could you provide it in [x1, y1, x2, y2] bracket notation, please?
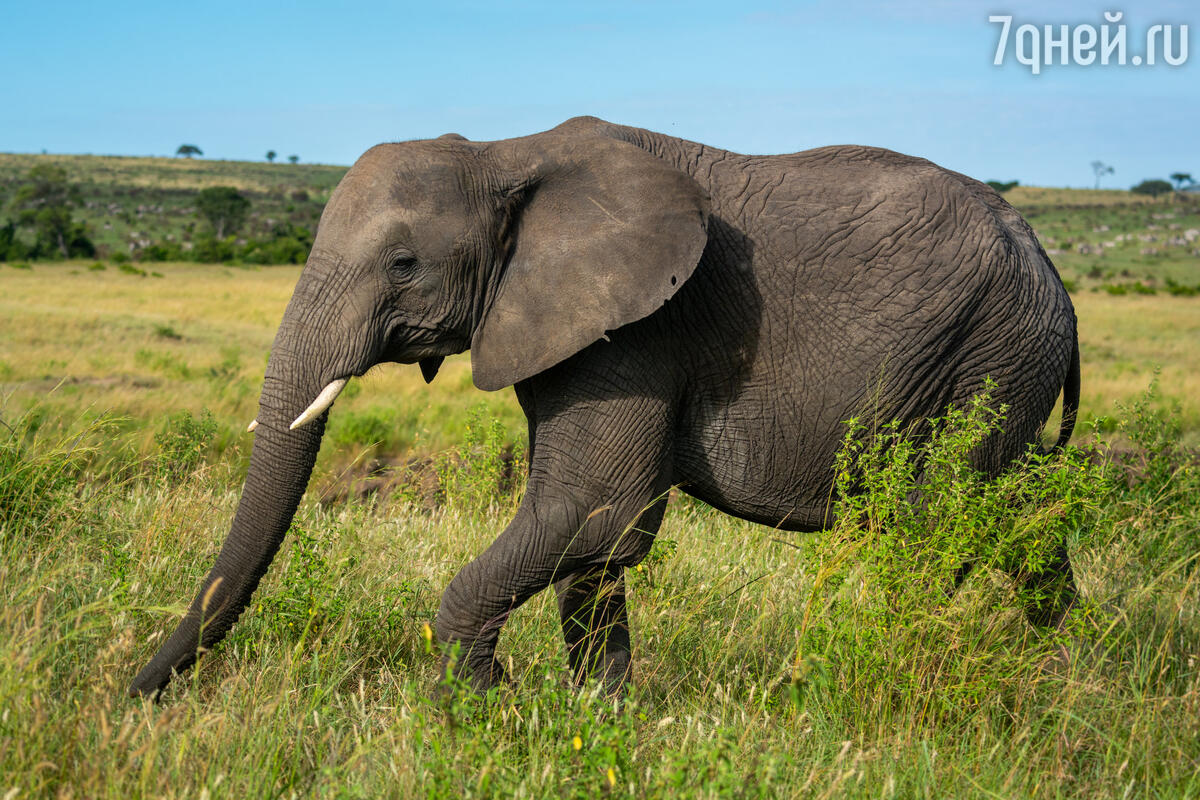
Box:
[555, 566, 631, 694]
[434, 366, 674, 695]
[433, 494, 658, 694]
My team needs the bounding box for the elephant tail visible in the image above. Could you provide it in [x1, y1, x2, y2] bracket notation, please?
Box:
[1050, 333, 1080, 452]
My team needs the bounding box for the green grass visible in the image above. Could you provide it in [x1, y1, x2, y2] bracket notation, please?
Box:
[0, 262, 525, 480]
[1, 382, 1197, 798]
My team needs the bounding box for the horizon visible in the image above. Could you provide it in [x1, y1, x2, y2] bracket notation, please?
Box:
[2, 148, 1191, 194]
[1, 1, 1196, 189]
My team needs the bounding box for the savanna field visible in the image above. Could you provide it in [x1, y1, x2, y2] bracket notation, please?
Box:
[2, 157, 1200, 797]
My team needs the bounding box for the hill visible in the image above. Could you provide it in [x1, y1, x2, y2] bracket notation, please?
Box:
[0, 152, 347, 258]
[1, 152, 1197, 288]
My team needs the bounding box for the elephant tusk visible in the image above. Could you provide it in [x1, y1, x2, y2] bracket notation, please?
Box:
[289, 379, 348, 430]
[247, 419, 259, 432]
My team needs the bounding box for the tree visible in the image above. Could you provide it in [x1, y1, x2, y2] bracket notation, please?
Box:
[1131, 179, 1173, 197]
[287, 154, 299, 164]
[0, 219, 29, 261]
[1169, 172, 1193, 190]
[195, 186, 250, 238]
[986, 179, 1019, 193]
[266, 150, 277, 163]
[176, 144, 203, 159]
[9, 164, 94, 259]
[1090, 160, 1114, 189]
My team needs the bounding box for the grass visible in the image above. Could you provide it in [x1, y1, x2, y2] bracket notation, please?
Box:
[1, 380, 1197, 798]
[0, 262, 525, 480]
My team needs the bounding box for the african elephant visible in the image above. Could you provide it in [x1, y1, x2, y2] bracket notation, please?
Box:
[129, 116, 1079, 698]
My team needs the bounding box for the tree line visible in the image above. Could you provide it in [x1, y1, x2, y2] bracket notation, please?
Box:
[0, 165, 314, 264]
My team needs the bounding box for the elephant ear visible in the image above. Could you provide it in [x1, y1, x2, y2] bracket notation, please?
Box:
[470, 135, 710, 391]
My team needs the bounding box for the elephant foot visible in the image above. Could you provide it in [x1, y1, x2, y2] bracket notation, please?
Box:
[435, 639, 508, 697]
[1018, 543, 1078, 630]
[568, 644, 632, 698]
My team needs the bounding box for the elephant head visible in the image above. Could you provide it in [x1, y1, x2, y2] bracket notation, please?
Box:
[128, 127, 710, 697]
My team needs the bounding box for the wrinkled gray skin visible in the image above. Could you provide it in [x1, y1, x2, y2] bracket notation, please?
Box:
[130, 117, 1079, 698]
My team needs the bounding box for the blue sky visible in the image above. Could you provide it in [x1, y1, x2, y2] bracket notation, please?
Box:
[1, 0, 1195, 187]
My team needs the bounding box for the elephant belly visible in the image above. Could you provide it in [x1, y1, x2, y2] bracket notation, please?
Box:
[671, 380, 844, 532]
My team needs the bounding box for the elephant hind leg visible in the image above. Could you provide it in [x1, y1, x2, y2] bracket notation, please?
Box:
[1013, 542, 1077, 629]
[947, 545, 1076, 630]
[556, 565, 632, 695]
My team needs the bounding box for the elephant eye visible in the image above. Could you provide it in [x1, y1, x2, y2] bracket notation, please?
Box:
[389, 255, 417, 273]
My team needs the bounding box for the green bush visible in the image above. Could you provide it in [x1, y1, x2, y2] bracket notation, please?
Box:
[136, 241, 184, 262]
[1165, 278, 1199, 297]
[153, 409, 217, 480]
[793, 386, 1108, 725]
[1131, 179, 1173, 197]
[191, 232, 240, 263]
[327, 406, 395, 449]
[437, 404, 522, 514]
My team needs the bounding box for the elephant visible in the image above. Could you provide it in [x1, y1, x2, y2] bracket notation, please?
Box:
[129, 116, 1079, 698]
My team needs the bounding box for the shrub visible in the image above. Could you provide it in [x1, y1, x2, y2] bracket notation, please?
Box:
[327, 406, 395, 449]
[191, 232, 240, 263]
[87, 261, 106, 271]
[153, 409, 217, 480]
[1131, 179, 1173, 197]
[1165, 278, 1199, 297]
[437, 404, 523, 514]
[792, 387, 1109, 724]
[136, 242, 183, 262]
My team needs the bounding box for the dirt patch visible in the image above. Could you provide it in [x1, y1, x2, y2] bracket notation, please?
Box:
[317, 444, 524, 509]
[1, 374, 161, 392]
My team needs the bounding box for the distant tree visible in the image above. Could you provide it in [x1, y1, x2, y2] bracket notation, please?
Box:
[1131, 179, 1173, 197]
[266, 150, 277, 163]
[9, 164, 94, 259]
[0, 219, 28, 260]
[176, 144, 203, 159]
[195, 186, 250, 238]
[1169, 172, 1193, 190]
[986, 179, 1020, 193]
[287, 154, 299, 164]
[1090, 160, 1114, 189]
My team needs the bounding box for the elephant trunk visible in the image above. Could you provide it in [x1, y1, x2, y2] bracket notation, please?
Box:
[130, 260, 360, 698]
